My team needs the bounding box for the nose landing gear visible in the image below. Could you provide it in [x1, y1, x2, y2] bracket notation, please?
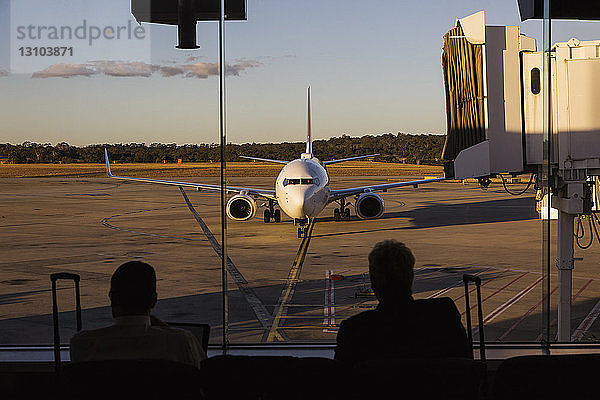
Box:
[294, 218, 310, 238]
[297, 224, 312, 238]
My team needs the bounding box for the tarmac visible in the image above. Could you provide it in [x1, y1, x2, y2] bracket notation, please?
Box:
[1, 175, 600, 345]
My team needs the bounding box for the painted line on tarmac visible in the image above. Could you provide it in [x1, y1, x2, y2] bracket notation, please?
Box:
[323, 270, 336, 332]
[178, 187, 273, 332]
[461, 272, 528, 316]
[427, 268, 490, 299]
[562, 278, 594, 341]
[498, 285, 559, 342]
[472, 276, 543, 337]
[567, 279, 596, 341]
[266, 219, 316, 342]
[454, 273, 500, 303]
[572, 297, 600, 341]
[533, 278, 594, 342]
[101, 206, 207, 242]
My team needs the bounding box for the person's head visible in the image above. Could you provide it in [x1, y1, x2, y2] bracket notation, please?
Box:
[368, 239, 415, 302]
[109, 261, 157, 317]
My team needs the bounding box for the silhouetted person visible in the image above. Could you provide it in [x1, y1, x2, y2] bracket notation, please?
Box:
[70, 261, 206, 368]
[334, 240, 471, 364]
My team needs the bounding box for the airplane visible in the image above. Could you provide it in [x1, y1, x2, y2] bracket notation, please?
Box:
[104, 87, 445, 238]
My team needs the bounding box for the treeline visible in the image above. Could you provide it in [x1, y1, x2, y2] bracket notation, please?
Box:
[0, 133, 445, 165]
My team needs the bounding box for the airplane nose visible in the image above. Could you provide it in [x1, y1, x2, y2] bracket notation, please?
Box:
[284, 187, 313, 218]
[283, 188, 306, 219]
[302, 190, 315, 216]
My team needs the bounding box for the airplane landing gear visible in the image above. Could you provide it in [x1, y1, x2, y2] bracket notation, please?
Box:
[264, 200, 281, 223]
[333, 198, 351, 221]
[297, 224, 310, 238]
[295, 218, 309, 238]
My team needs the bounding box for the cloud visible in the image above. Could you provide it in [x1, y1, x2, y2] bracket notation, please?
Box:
[158, 66, 185, 77]
[226, 60, 263, 76]
[32, 63, 96, 78]
[31, 58, 262, 79]
[31, 61, 159, 79]
[182, 61, 219, 79]
[180, 60, 263, 78]
[90, 61, 160, 77]
[160, 60, 262, 79]
[185, 56, 203, 63]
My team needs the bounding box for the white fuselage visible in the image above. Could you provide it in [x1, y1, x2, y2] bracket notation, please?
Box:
[275, 156, 331, 219]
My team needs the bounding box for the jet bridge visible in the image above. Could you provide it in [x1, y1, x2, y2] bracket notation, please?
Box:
[442, 11, 600, 342]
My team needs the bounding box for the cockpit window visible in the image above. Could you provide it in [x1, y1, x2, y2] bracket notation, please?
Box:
[283, 178, 300, 186]
[282, 178, 315, 186]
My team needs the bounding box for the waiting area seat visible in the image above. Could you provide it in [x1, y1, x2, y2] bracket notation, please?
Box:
[199, 355, 486, 400]
[492, 354, 600, 400]
[61, 359, 205, 400]
[4, 352, 600, 399]
[353, 357, 487, 400]
[199, 355, 350, 400]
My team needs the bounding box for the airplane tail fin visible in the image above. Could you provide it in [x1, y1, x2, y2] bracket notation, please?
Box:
[305, 86, 312, 157]
[104, 148, 113, 177]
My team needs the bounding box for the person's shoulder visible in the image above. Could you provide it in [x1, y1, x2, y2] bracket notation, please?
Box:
[340, 309, 379, 328]
[152, 325, 198, 342]
[414, 297, 457, 307]
[152, 326, 205, 361]
[414, 297, 460, 312]
[70, 326, 114, 342]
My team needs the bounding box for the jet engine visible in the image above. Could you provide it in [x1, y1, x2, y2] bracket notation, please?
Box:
[226, 194, 256, 221]
[355, 192, 384, 219]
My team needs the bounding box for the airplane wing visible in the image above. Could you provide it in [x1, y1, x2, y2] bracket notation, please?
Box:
[104, 149, 277, 200]
[323, 154, 379, 165]
[239, 156, 289, 164]
[328, 177, 445, 202]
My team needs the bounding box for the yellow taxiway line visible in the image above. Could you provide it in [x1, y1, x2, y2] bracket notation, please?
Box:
[266, 220, 316, 342]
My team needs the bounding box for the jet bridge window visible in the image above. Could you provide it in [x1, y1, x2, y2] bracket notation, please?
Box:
[531, 67, 541, 95]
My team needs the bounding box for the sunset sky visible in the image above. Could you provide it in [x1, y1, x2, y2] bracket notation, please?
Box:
[1, 0, 599, 146]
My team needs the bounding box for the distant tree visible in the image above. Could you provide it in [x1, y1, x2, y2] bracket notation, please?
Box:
[3, 133, 446, 164]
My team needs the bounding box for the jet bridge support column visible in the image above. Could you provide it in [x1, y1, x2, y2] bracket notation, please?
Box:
[555, 181, 585, 342]
[556, 209, 574, 341]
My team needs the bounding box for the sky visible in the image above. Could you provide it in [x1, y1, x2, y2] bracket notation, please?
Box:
[0, 0, 599, 146]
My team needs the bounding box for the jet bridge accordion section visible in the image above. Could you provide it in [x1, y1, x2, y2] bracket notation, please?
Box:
[441, 12, 536, 179]
[441, 20, 486, 176]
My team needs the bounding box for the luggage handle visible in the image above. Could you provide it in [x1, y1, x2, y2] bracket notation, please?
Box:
[51, 272, 81, 283]
[51, 272, 82, 373]
[462, 274, 486, 361]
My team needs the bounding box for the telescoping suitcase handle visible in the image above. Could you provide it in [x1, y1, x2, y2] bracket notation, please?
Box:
[462, 274, 485, 361]
[51, 272, 82, 374]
